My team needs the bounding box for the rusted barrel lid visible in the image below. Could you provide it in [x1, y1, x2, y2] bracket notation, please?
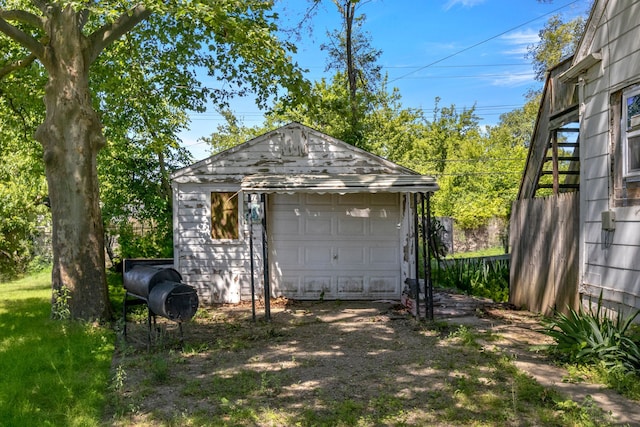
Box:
[147, 281, 199, 322]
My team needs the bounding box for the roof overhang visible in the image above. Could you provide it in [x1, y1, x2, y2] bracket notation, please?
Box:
[241, 174, 439, 194]
[558, 51, 602, 83]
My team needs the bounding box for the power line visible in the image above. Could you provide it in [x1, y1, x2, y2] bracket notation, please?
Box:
[383, 63, 530, 69]
[400, 72, 533, 79]
[301, 63, 531, 70]
[389, 0, 581, 83]
[186, 103, 527, 122]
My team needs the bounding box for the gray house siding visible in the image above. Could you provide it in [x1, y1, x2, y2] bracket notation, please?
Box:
[576, 0, 640, 312]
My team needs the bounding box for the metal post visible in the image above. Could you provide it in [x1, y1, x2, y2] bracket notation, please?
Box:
[420, 194, 428, 320]
[424, 193, 434, 320]
[413, 193, 420, 319]
[261, 193, 271, 321]
[249, 195, 256, 322]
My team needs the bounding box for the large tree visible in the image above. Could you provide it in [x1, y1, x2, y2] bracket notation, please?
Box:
[322, 0, 380, 148]
[0, 1, 307, 320]
[527, 13, 586, 82]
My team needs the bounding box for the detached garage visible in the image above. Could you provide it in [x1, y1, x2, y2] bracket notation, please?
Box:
[171, 122, 438, 305]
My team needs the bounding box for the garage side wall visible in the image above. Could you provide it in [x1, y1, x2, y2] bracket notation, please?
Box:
[173, 183, 265, 304]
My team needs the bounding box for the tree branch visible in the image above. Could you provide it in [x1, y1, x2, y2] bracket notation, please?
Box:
[78, 8, 90, 32]
[0, 13, 45, 59]
[0, 53, 37, 80]
[87, 3, 152, 64]
[0, 9, 44, 29]
[29, 0, 48, 13]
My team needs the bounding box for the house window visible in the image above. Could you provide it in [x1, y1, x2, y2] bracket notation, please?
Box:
[211, 192, 239, 240]
[622, 86, 640, 178]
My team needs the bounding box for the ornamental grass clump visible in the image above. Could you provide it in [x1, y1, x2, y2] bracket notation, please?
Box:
[545, 293, 640, 375]
[432, 256, 509, 302]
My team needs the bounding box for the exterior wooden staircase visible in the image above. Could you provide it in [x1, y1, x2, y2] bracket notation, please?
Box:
[518, 56, 580, 199]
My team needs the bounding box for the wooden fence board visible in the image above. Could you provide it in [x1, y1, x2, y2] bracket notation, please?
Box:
[509, 192, 579, 315]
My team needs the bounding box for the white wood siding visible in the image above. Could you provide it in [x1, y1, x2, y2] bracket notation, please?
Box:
[173, 184, 263, 303]
[579, 0, 640, 311]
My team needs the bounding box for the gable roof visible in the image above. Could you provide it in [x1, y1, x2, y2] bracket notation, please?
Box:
[573, 0, 608, 63]
[171, 122, 424, 184]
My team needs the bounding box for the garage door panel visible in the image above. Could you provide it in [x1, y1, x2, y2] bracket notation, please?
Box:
[276, 275, 300, 296]
[336, 247, 366, 265]
[370, 217, 399, 235]
[270, 193, 402, 300]
[338, 216, 366, 235]
[338, 276, 364, 294]
[304, 246, 333, 264]
[274, 246, 301, 265]
[337, 193, 366, 205]
[273, 210, 301, 235]
[271, 194, 302, 208]
[370, 246, 398, 265]
[369, 277, 400, 294]
[305, 216, 332, 234]
[306, 193, 333, 205]
[303, 276, 333, 295]
[370, 193, 397, 205]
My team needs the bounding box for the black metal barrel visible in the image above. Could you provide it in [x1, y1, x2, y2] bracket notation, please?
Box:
[147, 281, 199, 322]
[123, 265, 182, 298]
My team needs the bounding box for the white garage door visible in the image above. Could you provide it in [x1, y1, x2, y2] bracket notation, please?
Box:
[269, 192, 402, 299]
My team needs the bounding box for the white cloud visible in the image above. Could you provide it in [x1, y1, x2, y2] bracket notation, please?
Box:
[500, 29, 540, 46]
[442, 0, 486, 11]
[487, 71, 536, 87]
[499, 29, 540, 57]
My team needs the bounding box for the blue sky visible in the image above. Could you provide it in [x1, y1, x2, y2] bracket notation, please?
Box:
[181, 0, 592, 159]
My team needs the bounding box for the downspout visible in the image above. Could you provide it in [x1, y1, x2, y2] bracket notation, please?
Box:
[577, 74, 587, 302]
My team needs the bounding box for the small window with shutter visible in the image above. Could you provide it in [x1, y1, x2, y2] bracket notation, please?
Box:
[210, 192, 239, 240]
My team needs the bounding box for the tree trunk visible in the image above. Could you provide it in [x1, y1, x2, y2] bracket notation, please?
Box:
[344, 2, 358, 123]
[34, 7, 112, 321]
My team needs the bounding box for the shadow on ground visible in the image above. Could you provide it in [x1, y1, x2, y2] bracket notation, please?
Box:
[105, 292, 639, 426]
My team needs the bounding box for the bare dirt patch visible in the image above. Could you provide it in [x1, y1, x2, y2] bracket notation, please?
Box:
[105, 294, 635, 426]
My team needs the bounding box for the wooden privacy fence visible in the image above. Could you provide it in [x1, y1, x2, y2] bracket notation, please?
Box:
[509, 191, 579, 315]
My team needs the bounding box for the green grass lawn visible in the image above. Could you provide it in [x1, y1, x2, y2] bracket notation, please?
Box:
[449, 246, 506, 258]
[0, 271, 115, 426]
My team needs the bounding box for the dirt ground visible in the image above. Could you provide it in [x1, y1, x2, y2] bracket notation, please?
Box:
[108, 292, 640, 426]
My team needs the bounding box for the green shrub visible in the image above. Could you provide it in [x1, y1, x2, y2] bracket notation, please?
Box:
[116, 220, 173, 260]
[545, 294, 640, 375]
[432, 256, 509, 302]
